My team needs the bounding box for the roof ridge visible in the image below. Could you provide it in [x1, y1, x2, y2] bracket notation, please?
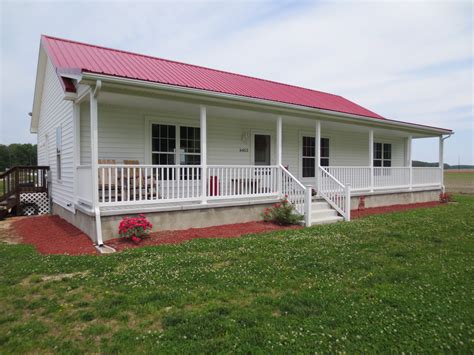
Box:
[41, 34, 342, 99]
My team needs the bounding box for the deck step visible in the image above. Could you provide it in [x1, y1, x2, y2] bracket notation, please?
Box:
[312, 201, 331, 210]
[311, 209, 338, 219]
[311, 215, 344, 225]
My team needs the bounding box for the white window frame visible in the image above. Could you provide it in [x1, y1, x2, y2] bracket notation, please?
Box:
[374, 142, 392, 167]
[145, 117, 201, 166]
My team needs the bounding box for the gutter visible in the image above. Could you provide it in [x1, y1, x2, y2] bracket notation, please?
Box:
[79, 72, 453, 136]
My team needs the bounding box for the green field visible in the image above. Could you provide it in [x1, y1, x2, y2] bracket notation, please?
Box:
[445, 170, 474, 194]
[0, 195, 473, 353]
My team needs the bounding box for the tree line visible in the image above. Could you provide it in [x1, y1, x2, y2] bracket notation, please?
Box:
[0, 144, 37, 171]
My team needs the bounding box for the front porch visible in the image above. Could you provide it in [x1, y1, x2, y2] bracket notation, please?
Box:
[73, 88, 445, 242]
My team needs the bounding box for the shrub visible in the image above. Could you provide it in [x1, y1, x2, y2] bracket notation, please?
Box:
[263, 196, 304, 225]
[118, 214, 153, 243]
[439, 192, 453, 204]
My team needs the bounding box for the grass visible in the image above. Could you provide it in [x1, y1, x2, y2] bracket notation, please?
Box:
[0, 196, 473, 353]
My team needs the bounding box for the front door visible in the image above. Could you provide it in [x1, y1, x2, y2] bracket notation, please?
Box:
[254, 134, 271, 166]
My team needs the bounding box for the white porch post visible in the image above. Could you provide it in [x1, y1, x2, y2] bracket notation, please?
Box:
[315, 120, 321, 192]
[90, 82, 103, 246]
[407, 135, 413, 190]
[276, 116, 283, 194]
[439, 135, 444, 190]
[369, 129, 374, 192]
[200, 105, 207, 204]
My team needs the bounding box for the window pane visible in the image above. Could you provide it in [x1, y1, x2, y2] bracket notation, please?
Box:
[152, 138, 159, 151]
[254, 134, 271, 165]
[152, 125, 159, 137]
[374, 160, 382, 167]
[321, 147, 329, 158]
[302, 157, 315, 177]
[302, 136, 315, 157]
[383, 144, 392, 159]
[180, 126, 200, 154]
[374, 143, 382, 159]
[383, 160, 391, 167]
[321, 138, 329, 148]
[320, 158, 329, 167]
[321, 138, 329, 158]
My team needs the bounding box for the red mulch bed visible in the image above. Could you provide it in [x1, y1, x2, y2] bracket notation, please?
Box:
[351, 201, 442, 219]
[10, 215, 299, 255]
[108, 222, 301, 252]
[9, 201, 443, 255]
[13, 215, 97, 255]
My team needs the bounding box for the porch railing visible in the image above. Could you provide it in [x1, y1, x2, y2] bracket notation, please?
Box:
[280, 165, 311, 226]
[323, 166, 442, 192]
[95, 164, 281, 206]
[317, 166, 351, 221]
[206, 165, 279, 199]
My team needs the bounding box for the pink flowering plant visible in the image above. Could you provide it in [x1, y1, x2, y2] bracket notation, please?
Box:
[118, 214, 153, 244]
[262, 195, 304, 225]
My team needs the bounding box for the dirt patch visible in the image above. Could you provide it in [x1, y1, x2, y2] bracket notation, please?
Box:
[41, 271, 89, 282]
[107, 221, 301, 252]
[0, 217, 25, 244]
[352, 201, 442, 219]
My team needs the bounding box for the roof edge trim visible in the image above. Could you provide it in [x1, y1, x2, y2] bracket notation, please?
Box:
[81, 72, 453, 135]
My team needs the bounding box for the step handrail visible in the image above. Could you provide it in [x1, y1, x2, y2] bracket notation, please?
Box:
[280, 164, 312, 226]
[317, 165, 351, 221]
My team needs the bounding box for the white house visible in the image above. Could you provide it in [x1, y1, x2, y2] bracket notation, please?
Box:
[31, 35, 452, 246]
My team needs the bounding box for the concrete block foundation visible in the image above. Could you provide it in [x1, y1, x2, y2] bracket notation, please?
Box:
[51, 189, 441, 243]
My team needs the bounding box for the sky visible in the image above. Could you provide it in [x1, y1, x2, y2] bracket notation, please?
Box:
[0, 0, 473, 165]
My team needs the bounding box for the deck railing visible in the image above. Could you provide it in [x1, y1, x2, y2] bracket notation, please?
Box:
[95, 164, 281, 206]
[206, 165, 279, 199]
[322, 166, 442, 192]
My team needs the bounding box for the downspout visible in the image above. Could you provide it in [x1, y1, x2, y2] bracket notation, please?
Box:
[440, 133, 453, 193]
[91, 80, 104, 246]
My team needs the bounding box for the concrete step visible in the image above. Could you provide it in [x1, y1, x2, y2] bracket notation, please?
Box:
[311, 215, 344, 225]
[311, 209, 338, 220]
[312, 201, 331, 210]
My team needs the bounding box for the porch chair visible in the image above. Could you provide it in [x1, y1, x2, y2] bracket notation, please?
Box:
[123, 160, 158, 200]
[98, 159, 120, 202]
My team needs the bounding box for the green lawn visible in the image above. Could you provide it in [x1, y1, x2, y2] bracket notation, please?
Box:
[1, 196, 473, 353]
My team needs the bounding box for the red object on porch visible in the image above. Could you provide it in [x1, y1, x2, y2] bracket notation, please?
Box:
[209, 176, 219, 196]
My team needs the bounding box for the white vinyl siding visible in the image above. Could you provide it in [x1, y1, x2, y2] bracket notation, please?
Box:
[36, 59, 75, 211]
[90, 105, 405, 184]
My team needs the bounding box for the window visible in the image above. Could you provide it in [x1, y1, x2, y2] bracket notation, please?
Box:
[180, 126, 201, 165]
[55, 126, 62, 180]
[302, 136, 315, 178]
[320, 138, 330, 167]
[302, 136, 330, 178]
[151, 123, 200, 180]
[152, 124, 176, 165]
[374, 143, 392, 167]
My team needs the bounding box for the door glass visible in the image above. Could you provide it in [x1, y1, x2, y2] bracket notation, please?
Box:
[254, 134, 271, 165]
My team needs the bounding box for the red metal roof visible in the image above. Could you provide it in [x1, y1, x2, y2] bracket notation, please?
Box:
[42, 35, 386, 119]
